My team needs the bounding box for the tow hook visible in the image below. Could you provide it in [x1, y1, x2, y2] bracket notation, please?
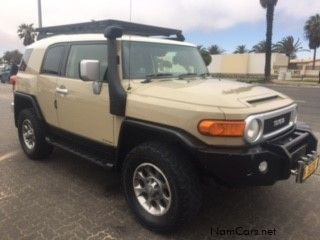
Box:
[291, 151, 319, 183]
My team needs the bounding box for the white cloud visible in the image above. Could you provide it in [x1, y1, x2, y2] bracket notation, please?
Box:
[0, 0, 319, 55]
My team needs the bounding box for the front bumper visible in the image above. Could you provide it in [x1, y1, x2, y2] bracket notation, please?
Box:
[196, 123, 318, 186]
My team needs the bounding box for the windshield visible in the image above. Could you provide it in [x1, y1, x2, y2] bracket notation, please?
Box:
[122, 41, 208, 79]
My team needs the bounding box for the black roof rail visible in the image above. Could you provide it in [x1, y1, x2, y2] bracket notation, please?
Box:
[36, 19, 185, 41]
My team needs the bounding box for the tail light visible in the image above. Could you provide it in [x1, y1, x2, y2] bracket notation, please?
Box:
[10, 75, 17, 91]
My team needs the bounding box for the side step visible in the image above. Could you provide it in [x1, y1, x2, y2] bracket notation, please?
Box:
[45, 136, 115, 168]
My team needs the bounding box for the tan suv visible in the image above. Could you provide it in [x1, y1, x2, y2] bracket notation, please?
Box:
[14, 20, 319, 232]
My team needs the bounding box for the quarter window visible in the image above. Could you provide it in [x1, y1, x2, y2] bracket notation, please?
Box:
[19, 49, 33, 72]
[41, 45, 65, 75]
[65, 44, 108, 81]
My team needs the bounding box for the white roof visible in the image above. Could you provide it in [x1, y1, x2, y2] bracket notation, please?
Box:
[28, 34, 195, 49]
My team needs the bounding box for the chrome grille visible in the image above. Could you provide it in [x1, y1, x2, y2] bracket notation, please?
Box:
[263, 112, 291, 135]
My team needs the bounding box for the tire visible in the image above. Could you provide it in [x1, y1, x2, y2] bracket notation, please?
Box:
[122, 142, 201, 233]
[18, 108, 53, 160]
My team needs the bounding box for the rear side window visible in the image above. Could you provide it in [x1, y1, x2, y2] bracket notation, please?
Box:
[65, 44, 108, 81]
[19, 49, 33, 72]
[41, 45, 65, 75]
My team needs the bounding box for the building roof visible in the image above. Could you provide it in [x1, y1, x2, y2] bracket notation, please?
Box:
[290, 58, 320, 64]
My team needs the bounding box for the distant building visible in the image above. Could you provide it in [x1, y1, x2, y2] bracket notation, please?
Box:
[289, 59, 320, 77]
[207, 53, 288, 75]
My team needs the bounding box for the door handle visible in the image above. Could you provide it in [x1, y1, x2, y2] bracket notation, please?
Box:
[56, 87, 68, 95]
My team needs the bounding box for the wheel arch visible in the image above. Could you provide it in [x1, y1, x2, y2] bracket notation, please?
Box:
[14, 92, 44, 127]
[115, 118, 205, 170]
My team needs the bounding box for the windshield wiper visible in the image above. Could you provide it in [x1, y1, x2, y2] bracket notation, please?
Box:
[142, 73, 174, 83]
[178, 73, 198, 80]
[178, 72, 209, 80]
[199, 72, 210, 78]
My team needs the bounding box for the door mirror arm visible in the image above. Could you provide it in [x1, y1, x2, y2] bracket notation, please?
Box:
[92, 81, 103, 95]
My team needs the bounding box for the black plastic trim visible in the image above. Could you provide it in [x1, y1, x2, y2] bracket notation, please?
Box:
[14, 92, 44, 127]
[115, 118, 206, 169]
[107, 38, 127, 116]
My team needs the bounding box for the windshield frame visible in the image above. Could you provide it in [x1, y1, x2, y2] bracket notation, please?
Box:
[121, 40, 209, 80]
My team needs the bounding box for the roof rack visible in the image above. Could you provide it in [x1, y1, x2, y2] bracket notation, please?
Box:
[36, 19, 185, 41]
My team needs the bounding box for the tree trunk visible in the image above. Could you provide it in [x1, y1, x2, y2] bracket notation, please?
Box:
[264, 4, 275, 82]
[313, 48, 317, 70]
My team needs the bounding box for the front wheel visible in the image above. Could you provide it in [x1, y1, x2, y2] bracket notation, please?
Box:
[122, 142, 201, 233]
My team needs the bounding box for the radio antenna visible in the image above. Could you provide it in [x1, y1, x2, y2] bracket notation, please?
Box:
[130, 0, 133, 22]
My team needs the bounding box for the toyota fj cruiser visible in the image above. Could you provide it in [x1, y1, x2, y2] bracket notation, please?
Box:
[14, 20, 319, 232]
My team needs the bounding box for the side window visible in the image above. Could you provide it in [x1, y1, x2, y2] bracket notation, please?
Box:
[41, 45, 65, 75]
[19, 49, 33, 72]
[65, 44, 108, 81]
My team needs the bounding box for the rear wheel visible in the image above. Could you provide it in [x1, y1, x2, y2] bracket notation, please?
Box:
[122, 142, 201, 232]
[18, 109, 53, 160]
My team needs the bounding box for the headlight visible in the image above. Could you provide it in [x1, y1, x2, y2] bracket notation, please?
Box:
[244, 118, 262, 143]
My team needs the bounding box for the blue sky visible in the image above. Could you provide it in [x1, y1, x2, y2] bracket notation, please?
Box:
[186, 12, 314, 58]
[0, 0, 319, 59]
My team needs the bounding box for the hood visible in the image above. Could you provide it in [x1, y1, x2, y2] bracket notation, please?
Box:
[130, 78, 291, 109]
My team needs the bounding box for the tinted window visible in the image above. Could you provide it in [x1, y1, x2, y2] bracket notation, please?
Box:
[19, 49, 33, 72]
[42, 45, 65, 75]
[66, 44, 108, 81]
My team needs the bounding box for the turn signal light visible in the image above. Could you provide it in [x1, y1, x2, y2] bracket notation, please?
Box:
[198, 120, 245, 137]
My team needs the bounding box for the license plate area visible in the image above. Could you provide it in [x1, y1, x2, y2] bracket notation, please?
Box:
[294, 151, 319, 183]
[303, 158, 319, 181]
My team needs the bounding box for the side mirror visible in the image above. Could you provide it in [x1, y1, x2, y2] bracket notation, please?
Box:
[80, 60, 100, 81]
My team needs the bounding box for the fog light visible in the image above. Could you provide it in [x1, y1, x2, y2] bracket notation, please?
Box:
[258, 161, 268, 173]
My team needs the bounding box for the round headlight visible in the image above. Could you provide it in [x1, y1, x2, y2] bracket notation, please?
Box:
[245, 118, 262, 143]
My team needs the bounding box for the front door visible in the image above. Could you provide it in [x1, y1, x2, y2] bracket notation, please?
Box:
[56, 43, 114, 145]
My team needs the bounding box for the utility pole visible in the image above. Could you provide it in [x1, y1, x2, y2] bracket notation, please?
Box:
[38, 0, 43, 28]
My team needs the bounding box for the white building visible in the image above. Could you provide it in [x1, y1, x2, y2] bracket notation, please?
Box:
[208, 53, 288, 75]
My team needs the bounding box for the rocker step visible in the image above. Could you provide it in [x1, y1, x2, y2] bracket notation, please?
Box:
[45, 136, 115, 168]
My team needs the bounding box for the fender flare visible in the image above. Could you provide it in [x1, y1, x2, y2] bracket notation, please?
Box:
[115, 118, 206, 169]
[14, 92, 44, 127]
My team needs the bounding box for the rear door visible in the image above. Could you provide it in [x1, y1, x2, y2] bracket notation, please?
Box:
[56, 42, 114, 145]
[37, 44, 67, 127]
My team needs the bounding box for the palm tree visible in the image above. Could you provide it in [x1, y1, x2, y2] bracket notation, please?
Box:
[234, 45, 249, 54]
[197, 46, 212, 66]
[18, 23, 36, 46]
[208, 45, 225, 55]
[274, 36, 303, 66]
[304, 14, 320, 69]
[251, 40, 269, 53]
[260, 0, 278, 81]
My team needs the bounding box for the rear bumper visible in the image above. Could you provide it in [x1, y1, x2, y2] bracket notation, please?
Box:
[196, 123, 318, 186]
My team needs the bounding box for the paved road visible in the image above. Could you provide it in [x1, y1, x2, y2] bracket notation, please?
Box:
[0, 83, 320, 240]
[267, 85, 320, 132]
